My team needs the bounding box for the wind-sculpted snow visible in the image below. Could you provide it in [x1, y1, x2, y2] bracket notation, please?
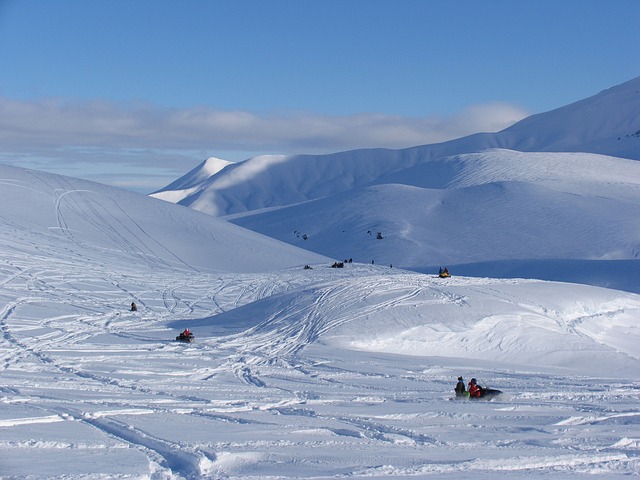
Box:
[204, 271, 640, 375]
[2, 164, 640, 478]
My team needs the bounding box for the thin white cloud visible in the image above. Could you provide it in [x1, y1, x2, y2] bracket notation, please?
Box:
[0, 96, 528, 192]
[0, 96, 527, 150]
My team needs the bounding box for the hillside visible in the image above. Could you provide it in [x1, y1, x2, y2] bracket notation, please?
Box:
[228, 149, 640, 291]
[0, 164, 327, 274]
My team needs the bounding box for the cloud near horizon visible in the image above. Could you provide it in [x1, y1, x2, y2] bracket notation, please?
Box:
[0, 96, 528, 192]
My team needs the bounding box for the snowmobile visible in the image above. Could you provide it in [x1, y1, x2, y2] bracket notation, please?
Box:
[438, 268, 451, 278]
[175, 331, 194, 343]
[470, 386, 502, 400]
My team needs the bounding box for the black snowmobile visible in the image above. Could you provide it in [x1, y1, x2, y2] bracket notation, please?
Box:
[175, 331, 194, 343]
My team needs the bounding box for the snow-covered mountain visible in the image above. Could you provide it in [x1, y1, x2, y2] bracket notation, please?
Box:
[2, 162, 640, 477]
[151, 77, 640, 290]
[151, 156, 233, 204]
[151, 76, 640, 216]
[3, 77, 640, 478]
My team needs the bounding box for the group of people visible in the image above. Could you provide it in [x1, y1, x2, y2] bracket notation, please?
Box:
[455, 376, 483, 398]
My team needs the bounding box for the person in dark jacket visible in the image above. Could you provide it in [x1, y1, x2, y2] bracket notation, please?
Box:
[455, 376, 466, 398]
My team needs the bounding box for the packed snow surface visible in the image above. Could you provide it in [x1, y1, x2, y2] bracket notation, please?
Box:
[1, 165, 640, 478]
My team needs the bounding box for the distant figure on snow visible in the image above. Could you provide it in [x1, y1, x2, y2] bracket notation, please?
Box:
[130, 302, 137, 312]
[455, 376, 466, 398]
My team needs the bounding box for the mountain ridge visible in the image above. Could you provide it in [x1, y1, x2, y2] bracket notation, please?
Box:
[151, 76, 640, 215]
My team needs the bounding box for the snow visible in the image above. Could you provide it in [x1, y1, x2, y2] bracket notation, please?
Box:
[3, 77, 640, 478]
[151, 157, 234, 205]
[2, 163, 640, 479]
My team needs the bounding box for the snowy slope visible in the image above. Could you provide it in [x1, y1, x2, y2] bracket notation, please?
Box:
[2, 164, 640, 477]
[500, 76, 640, 158]
[0, 164, 328, 273]
[151, 76, 640, 215]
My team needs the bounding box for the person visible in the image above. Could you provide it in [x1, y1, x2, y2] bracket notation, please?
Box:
[130, 302, 137, 312]
[454, 376, 466, 398]
[176, 328, 194, 342]
[468, 378, 482, 398]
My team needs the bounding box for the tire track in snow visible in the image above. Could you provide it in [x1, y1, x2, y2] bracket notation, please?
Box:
[55, 406, 217, 480]
[221, 274, 465, 360]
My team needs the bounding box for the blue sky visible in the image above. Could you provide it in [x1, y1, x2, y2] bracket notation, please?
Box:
[1, 0, 639, 192]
